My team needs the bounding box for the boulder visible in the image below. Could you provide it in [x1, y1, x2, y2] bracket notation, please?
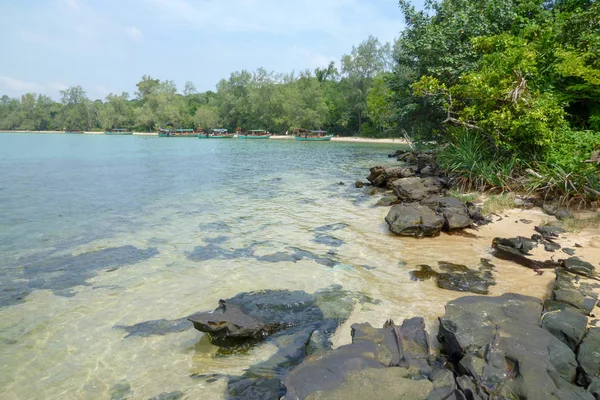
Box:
[492, 238, 560, 271]
[552, 270, 598, 315]
[578, 328, 600, 386]
[562, 257, 597, 279]
[438, 293, 584, 399]
[422, 196, 474, 231]
[392, 177, 443, 202]
[385, 203, 445, 237]
[542, 306, 588, 351]
[366, 166, 414, 188]
[535, 225, 566, 240]
[375, 194, 401, 207]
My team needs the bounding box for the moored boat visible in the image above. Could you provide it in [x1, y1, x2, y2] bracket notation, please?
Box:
[237, 129, 272, 139]
[158, 128, 198, 137]
[198, 128, 234, 139]
[105, 128, 133, 135]
[294, 129, 333, 141]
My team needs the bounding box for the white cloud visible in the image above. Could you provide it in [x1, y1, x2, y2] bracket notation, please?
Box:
[0, 74, 43, 92]
[126, 27, 144, 41]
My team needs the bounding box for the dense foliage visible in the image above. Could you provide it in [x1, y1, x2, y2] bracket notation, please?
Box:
[394, 0, 599, 203]
[0, 36, 393, 137]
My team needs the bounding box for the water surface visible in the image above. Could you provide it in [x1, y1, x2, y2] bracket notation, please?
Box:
[0, 133, 552, 399]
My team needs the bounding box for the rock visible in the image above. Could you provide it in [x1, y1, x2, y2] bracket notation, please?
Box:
[410, 265, 438, 281]
[392, 177, 443, 202]
[422, 196, 474, 231]
[366, 166, 414, 188]
[438, 293, 581, 399]
[515, 195, 536, 209]
[302, 368, 434, 400]
[542, 306, 588, 351]
[552, 270, 598, 315]
[466, 203, 490, 226]
[375, 194, 401, 207]
[535, 225, 566, 240]
[563, 248, 577, 256]
[492, 238, 560, 270]
[149, 391, 184, 400]
[578, 328, 600, 386]
[114, 317, 192, 338]
[436, 260, 496, 295]
[228, 377, 285, 400]
[494, 236, 535, 255]
[562, 257, 597, 279]
[385, 203, 445, 237]
[556, 209, 574, 221]
[545, 241, 562, 252]
[189, 300, 277, 344]
[587, 378, 600, 399]
[354, 180, 364, 188]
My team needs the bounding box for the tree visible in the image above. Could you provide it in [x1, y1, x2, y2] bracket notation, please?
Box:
[58, 86, 89, 130]
[99, 92, 132, 129]
[194, 106, 220, 130]
[183, 81, 197, 96]
[135, 75, 160, 101]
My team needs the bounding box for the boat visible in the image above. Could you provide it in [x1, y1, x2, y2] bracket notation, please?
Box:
[158, 128, 198, 137]
[105, 128, 133, 135]
[198, 128, 234, 139]
[294, 129, 333, 141]
[237, 129, 272, 139]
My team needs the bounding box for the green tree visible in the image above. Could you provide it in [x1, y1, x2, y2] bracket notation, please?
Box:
[194, 106, 221, 130]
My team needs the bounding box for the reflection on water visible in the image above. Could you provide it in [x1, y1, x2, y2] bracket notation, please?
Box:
[0, 133, 553, 399]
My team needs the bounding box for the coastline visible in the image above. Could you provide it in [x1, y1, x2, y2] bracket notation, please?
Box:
[1, 131, 405, 142]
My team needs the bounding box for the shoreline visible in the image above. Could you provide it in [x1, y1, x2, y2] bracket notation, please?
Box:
[1, 130, 406, 143]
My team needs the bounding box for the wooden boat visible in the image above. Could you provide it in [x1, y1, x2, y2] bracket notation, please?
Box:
[294, 129, 333, 141]
[158, 128, 198, 137]
[237, 129, 272, 139]
[105, 128, 133, 135]
[198, 128, 233, 139]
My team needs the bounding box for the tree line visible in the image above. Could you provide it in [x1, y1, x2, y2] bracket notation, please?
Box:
[0, 36, 393, 136]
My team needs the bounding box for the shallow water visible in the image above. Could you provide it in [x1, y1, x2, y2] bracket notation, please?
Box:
[0, 133, 554, 399]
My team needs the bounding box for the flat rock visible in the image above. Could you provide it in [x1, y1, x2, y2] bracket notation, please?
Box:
[562, 257, 597, 279]
[577, 328, 600, 386]
[542, 306, 588, 351]
[385, 203, 444, 237]
[436, 260, 496, 295]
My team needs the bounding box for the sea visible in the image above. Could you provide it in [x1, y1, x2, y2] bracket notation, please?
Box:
[0, 133, 548, 399]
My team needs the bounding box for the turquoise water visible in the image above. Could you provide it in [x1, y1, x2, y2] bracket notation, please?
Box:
[0, 133, 549, 399]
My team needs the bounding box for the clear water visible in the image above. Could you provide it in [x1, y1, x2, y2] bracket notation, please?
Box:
[0, 133, 552, 399]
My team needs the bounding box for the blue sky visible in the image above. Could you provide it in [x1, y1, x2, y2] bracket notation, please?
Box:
[0, 0, 418, 100]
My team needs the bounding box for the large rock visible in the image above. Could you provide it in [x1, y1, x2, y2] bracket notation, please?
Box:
[542, 306, 588, 352]
[422, 196, 474, 231]
[438, 293, 586, 399]
[578, 328, 600, 387]
[562, 257, 597, 279]
[385, 203, 445, 237]
[492, 237, 561, 271]
[392, 177, 443, 202]
[366, 166, 414, 188]
[436, 260, 496, 295]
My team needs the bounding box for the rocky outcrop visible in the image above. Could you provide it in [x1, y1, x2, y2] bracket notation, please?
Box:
[422, 196, 474, 231]
[366, 165, 414, 188]
[392, 177, 444, 202]
[385, 203, 445, 237]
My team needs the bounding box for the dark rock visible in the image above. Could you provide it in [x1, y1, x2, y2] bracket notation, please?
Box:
[392, 177, 443, 202]
[366, 166, 387, 187]
[422, 196, 474, 231]
[520, 219, 533, 224]
[542, 306, 588, 351]
[228, 377, 285, 400]
[562, 257, 597, 279]
[494, 236, 535, 255]
[563, 248, 577, 256]
[203, 235, 230, 244]
[556, 209, 574, 221]
[312, 234, 343, 248]
[114, 317, 192, 338]
[375, 194, 401, 206]
[149, 391, 184, 400]
[467, 204, 490, 226]
[588, 378, 600, 399]
[187, 243, 256, 262]
[354, 180, 364, 188]
[110, 380, 133, 400]
[578, 328, 600, 386]
[314, 223, 348, 233]
[438, 293, 581, 398]
[535, 225, 566, 240]
[385, 203, 445, 237]
[338, 181, 344, 186]
[545, 241, 562, 252]
[436, 260, 495, 295]
[410, 265, 439, 281]
[366, 166, 414, 188]
[552, 270, 596, 314]
[492, 238, 560, 270]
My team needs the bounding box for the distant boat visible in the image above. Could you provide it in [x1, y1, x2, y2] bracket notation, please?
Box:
[237, 129, 272, 139]
[294, 130, 333, 141]
[198, 128, 234, 139]
[158, 128, 197, 137]
[105, 128, 133, 135]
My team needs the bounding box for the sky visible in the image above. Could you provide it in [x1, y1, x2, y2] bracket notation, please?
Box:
[0, 0, 418, 100]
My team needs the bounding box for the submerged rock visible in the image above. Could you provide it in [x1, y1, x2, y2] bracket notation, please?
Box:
[436, 260, 496, 295]
[385, 203, 444, 237]
[148, 391, 184, 400]
[114, 317, 192, 338]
